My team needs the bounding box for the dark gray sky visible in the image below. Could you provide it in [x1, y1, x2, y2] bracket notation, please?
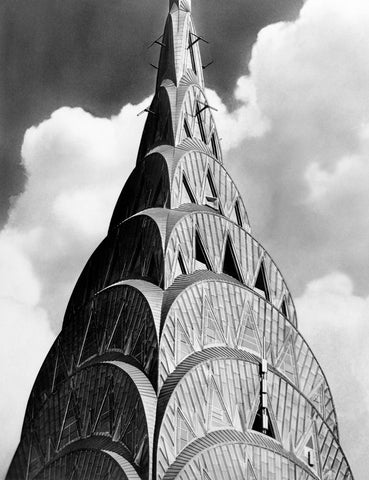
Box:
[0, 0, 303, 226]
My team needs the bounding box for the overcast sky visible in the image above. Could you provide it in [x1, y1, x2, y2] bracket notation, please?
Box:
[0, 0, 368, 478]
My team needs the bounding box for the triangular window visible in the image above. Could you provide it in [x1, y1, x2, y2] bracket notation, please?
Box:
[196, 103, 206, 143]
[280, 297, 288, 318]
[229, 200, 242, 226]
[182, 174, 196, 204]
[184, 117, 192, 138]
[254, 262, 270, 301]
[173, 251, 187, 280]
[252, 405, 275, 438]
[195, 231, 211, 271]
[204, 170, 219, 211]
[188, 33, 197, 74]
[204, 169, 216, 198]
[222, 236, 242, 282]
[211, 133, 218, 159]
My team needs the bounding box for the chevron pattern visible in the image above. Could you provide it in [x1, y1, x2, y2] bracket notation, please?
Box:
[7, 1, 354, 479]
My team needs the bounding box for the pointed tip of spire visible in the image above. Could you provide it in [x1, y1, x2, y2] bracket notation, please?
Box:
[169, 0, 191, 13]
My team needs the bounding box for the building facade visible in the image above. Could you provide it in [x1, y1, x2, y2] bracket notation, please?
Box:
[7, 1, 354, 479]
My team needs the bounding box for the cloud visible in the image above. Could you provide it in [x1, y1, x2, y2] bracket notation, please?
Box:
[224, 0, 369, 296]
[296, 272, 369, 480]
[6, 102, 149, 332]
[0, 0, 304, 226]
[0, 231, 55, 479]
[0, 99, 148, 476]
[206, 77, 270, 149]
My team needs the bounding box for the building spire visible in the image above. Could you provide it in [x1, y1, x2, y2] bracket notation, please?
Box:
[169, 0, 191, 12]
[156, 0, 202, 91]
[136, 0, 209, 161]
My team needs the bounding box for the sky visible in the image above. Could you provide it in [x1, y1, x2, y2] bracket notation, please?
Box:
[0, 0, 368, 478]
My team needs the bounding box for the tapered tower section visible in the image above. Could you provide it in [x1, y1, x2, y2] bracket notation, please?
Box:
[7, 1, 354, 479]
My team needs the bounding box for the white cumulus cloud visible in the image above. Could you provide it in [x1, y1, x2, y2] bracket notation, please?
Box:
[296, 272, 369, 479]
[0, 100, 149, 478]
[225, 0, 369, 296]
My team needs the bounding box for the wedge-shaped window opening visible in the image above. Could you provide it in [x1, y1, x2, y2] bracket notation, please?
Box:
[195, 231, 211, 271]
[211, 133, 218, 159]
[254, 261, 270, 301]
[182, 174, 196, 204]
[196, 103, 206, 143]
[188, 33, 197, 75]
[229, 199, 243, 227]
[280, 297, 288, 318]
[252, 405, 275, 439]
[183, 117, 192, 138]
[235, 200, 242, 226]
[173, 251, 187, 279]
[222, 236, 243, 282]
[204, 170, 220, 211]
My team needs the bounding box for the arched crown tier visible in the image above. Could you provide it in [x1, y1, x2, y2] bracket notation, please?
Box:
[137, 79, 221, 164]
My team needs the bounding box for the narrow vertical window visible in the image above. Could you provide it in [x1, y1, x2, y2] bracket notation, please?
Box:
[280, 297, 288, 318]
[211, 133, 218, 159]
[204, 169, 220, 211]
[195, 231, 211, 271]
[173, 251, 187, 280]
[222, 236, 242, 282]
[196, 103, 206, 143]
[182, 174, 196, 204]
[188, 33, 197, 74]
[235, 200, 242, 226]
[184, 117, 192, 138]
[230, 199, 243, 227]
[254, 261, 270, 301]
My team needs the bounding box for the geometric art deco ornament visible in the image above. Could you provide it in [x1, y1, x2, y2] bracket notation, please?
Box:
[7, 1, 355, 479]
